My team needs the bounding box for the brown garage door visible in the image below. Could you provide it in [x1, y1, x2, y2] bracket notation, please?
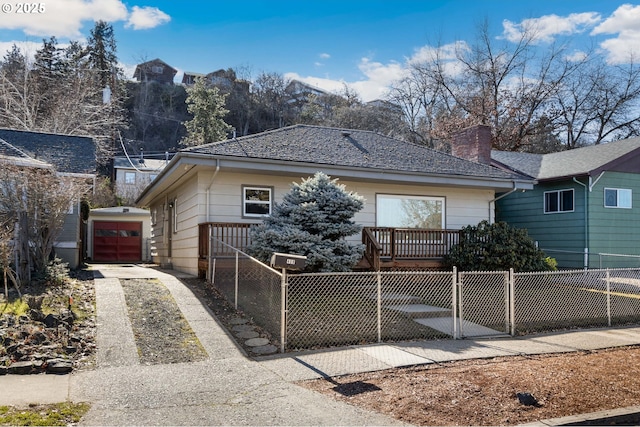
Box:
[93, 221, 142, 262]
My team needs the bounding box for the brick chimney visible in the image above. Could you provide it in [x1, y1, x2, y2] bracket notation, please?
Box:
[451, 124, 492, 164]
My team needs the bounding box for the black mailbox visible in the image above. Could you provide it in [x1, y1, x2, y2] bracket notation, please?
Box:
[270, 252, 307, 270]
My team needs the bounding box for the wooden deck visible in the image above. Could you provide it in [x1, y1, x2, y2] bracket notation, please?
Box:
[198, 222, 459, 275]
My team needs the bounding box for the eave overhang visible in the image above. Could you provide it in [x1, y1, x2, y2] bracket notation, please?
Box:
[136, 152, 535, 207]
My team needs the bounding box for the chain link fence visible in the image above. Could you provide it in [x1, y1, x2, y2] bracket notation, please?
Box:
[209, 238, 640, 352]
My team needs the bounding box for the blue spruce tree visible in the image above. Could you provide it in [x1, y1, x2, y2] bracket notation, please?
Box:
[248, 172, 364, 272]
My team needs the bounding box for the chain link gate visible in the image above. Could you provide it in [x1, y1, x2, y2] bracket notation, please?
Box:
[457, 271, 511, 338]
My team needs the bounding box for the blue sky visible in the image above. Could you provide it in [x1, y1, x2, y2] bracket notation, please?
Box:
[0, 1, 637, 101]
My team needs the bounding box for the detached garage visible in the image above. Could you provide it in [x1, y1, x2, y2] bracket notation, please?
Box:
[87, 207, 151, 263]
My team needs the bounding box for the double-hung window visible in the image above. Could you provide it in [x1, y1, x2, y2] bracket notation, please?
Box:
[243, 186, 272, 217]
[544, 189, 574, 213]
[604, 188, 632, 208]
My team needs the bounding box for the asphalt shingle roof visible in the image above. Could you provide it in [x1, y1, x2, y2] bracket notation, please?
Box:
[0, 129, 96, 174]
[185, 125, 524, 180]
[0, 137, 51, 168]
[492, 136, 640, 180]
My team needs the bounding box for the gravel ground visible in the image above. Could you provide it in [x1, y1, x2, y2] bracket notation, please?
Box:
[120, 278, 208, 364]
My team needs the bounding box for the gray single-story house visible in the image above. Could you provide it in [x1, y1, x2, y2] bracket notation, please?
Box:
[136, 124, 534, 276]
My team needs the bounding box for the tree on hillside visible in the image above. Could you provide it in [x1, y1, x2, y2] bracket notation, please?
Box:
[181, 76, 231, 146]
[87, 20, 118, 89]
[247, 172, 365, 272]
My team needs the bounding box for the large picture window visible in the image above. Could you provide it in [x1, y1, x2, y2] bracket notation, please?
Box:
[376, 194, 445, 228]
[604, 188, 632, 208]
[544, 189, 574, 213]
[243, 186, 272, 217]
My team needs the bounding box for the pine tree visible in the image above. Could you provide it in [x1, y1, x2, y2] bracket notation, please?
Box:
[248, 172, 365, 272]
[181, 76, 231, 146]
[87, 20, 118, 88]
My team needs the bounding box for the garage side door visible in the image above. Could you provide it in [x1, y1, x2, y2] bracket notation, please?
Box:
[93, 221, 142, 262]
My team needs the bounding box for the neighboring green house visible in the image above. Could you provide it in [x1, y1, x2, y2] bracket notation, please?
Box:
[492, 137, 640, 269]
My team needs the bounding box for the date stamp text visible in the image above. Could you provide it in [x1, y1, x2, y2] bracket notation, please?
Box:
[1, 3, 46, 13]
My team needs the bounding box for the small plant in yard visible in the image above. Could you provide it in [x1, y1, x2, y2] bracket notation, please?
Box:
[0, 402, 90, 426]
[248, 172, 365, 272]
[444, 220, 556, 272]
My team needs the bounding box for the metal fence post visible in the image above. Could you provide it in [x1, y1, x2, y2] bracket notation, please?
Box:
[377, 271, 382, 343]
[606, 269, 611, 327]
[509, 268, 515, 336]
[281, 269, 287, 353]
[234, 251, 239, 309]
[452, 267, 458, 339]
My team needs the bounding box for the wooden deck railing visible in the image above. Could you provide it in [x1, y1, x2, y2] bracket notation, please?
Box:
[363, 227, 460, 269]
[198, 223, 460, 275]
[198, 222, 258, 259]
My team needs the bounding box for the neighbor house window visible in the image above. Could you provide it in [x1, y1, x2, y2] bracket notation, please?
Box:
[376, 194, 445, 228]
[125, 172, 136, 184]
[544, 189, 574, 213]
[243, 186, 272, 217]
[604, 188, 632, 208]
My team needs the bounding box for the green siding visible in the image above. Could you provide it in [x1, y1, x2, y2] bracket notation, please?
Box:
[497, 172, 640, 269]
[587, 172, 640, 268]
[496, 181, 587, 269]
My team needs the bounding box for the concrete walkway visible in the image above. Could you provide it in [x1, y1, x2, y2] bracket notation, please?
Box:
[2, 263, 640, 425]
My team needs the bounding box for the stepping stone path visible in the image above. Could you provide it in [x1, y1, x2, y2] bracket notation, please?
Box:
[229, 317, 278, 355]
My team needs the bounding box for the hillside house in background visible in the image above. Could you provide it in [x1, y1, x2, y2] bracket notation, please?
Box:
[133, 58, 177, 85]
[492, 138, 640, 269]
[0, 128, 96, 268]
[113, 155, 171, 203]
[136, 124, 534, 277]
[181, 71, 205, 85]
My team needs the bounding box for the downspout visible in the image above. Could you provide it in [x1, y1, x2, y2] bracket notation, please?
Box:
[573, 171, 605, 269]
[205, 159, 221, 222]
[488, 181, 521, 224]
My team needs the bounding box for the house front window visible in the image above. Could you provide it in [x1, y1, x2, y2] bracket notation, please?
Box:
[376, 194, 445, 228]
[125, 172, 136, 184]
[243, 186, 272, 217]
[604, 188, 632, 208]
[544, 189, 574, 213]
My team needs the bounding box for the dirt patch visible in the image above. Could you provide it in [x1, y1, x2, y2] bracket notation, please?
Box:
[120, 278, 207, 364]
[299, 346, 640, 426]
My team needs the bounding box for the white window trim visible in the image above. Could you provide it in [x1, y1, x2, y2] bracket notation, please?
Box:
[604, 187, 632, 209]
[242, 186, 273, 218]
[543, 189, 575, 214]
[125, 171, 136, 185]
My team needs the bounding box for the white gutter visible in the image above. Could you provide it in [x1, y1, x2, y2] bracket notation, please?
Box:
[488, 181, 529, 224]
[205, 159, 220, 222]
[572, 171, 605, 269]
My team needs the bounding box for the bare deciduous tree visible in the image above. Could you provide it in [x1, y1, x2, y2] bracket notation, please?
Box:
[388, 19, 640, 152]
[0, 163, 91, 275]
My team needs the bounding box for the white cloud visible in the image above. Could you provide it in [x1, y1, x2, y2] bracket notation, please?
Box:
[0, 0, 169, 38]
[286, 56, 407, 102]
[502, 12, 601, 44]
[319, 53, 331, 59]
[126, 6, 171, 30]
[592, 4, 640, 64]
[0, 40, 44, 62]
